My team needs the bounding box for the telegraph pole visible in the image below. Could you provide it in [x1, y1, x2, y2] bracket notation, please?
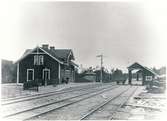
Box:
[96, 54, 103, 83]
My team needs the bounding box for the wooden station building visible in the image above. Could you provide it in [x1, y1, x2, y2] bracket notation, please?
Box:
[16, 44, 78, 85]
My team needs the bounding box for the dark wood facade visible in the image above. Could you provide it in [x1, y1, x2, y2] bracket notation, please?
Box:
[16, 45, 77, 85]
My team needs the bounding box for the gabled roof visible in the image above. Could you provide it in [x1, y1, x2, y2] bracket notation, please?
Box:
[15, 46, 77, 66]
[39, 47, 64, 64]
[42, 48, 74, 61]
[23, 49, 32, 55]
[128, 62, 144, 70]
[128, 62, 159, 77]
[136, 69, 142, 73]
[144, 66, 159, 77]
[15, 46, 63, 64]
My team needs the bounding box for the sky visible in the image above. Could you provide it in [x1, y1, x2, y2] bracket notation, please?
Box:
[0, 0, 167, 72]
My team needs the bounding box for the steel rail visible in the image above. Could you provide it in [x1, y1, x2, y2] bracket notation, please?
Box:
[109, 86, 139, 120]
[23, 85, 121, 121]
[2, 84, 103, 102]
[2, 83, 104, 102]
[2, 83, 109, 105]
[80, 86, 132, 120]
[3, 85, 119, 119]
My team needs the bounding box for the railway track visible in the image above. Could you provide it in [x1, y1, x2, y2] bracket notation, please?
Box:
[80, 86, 138, 120]
[109, 86, 139, 120]
[2, 84, 116, 117]
[3, 84, 120, 120]
[2, 83, 108, 105]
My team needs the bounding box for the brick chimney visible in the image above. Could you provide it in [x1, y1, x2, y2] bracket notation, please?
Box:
[42, 44, 49, 49]
[50, 46, 55, 51]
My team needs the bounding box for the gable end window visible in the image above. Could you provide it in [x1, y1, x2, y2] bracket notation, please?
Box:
[34, 55, 44, 65]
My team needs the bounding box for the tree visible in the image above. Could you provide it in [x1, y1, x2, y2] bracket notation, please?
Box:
[152, 66, 166, 75]
[1, 59, 17, 83]
[111, 68, 124, 81]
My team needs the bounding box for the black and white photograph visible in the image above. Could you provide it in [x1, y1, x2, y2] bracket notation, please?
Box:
[0, 0, 166, 120]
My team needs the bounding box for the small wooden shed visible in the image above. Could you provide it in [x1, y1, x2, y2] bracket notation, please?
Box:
[127, 62, 159, 85]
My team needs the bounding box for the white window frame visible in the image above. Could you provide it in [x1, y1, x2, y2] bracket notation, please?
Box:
[34, 55, 38, 65]
[34, 55, 44, 65]
[39, 55, 44, 65]
[42, 68, 50, 80]
[27, 69, 34, 81]
[146, 76, 153, 81]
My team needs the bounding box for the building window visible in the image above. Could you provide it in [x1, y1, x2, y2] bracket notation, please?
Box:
[146, 76, 152, 81]
[34, 55, 38, 65]
[39, 55, 44, 65]
[34, 55, 44, 65]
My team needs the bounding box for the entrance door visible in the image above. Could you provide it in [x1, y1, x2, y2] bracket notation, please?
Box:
[27, 69, 34, 81]
[43, 69, 50, 86]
